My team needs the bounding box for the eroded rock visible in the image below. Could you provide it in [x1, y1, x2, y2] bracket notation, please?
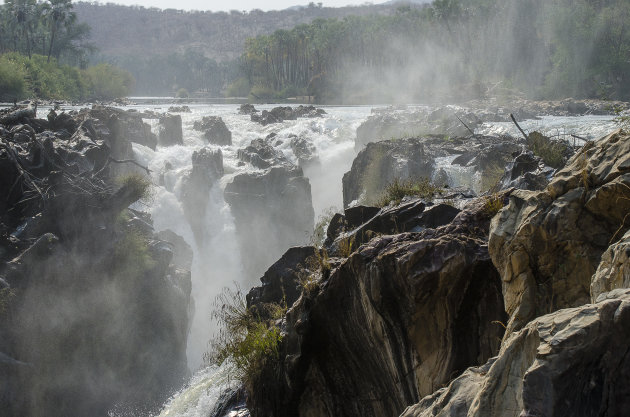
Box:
[193, 116, 232, 146]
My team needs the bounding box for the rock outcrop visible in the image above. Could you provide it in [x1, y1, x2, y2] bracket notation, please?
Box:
[0, 106, 192, 417]
[251, 105, 326, 125]
[401, 288, 630, 417]
[225, 138, 314, 280]
[247, 195, 507, 417]
[158, 113, 183, 146]
[193, 116, 232, 146]
[180, 148, 224, 245]
[489, 130, 630, 335]
[343, 135, 520, 207]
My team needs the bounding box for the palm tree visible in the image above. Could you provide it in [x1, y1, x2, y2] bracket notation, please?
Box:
[45, 0, 74, 63]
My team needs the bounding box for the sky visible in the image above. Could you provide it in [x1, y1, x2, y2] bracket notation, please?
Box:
[98, 0, 386, 12]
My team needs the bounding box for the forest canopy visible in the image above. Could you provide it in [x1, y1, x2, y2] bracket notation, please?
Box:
[235, 0, 630, 102]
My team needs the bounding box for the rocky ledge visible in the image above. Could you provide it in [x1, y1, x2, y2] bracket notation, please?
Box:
[0, 104, 192, 417]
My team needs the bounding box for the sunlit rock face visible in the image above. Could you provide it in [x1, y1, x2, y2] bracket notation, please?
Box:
[225, 138, 314, 281]
[401, 288, 630, 417]
[489, 130, 630, 335]
[246, 195, 507, 417]
[0, 107, 192, 417]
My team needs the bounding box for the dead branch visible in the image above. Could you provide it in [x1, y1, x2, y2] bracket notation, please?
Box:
[509, 113, 529, 141]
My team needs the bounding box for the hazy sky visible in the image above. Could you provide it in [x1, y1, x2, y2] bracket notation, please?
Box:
[101, 1, 386, 12]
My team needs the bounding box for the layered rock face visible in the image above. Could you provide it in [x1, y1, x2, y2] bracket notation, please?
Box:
[343, 135, 521, 207]
[489, 130, 630, 334]
[0, 105, 192, 417]
[247, 196, 507, 417]
[225, 138, 314, 280]
[401, 288, 630, 417]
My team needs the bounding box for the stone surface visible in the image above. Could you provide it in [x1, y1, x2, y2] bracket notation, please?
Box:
[248, 195, 507, 417]
[401, 288, 630, 417]
[591, 229, 630, 302]
[158, 113, 183, 146]
[193, 116, 232, 146]
[180, 148, 224, 245]
[489, 130, 630, 335]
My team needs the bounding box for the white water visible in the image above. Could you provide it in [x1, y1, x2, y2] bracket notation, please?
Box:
[33, 103, 619, 416]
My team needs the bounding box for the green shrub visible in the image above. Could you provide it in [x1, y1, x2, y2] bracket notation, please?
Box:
[176, 87, 189, 98]
[483, 193, 505, 217]
[377, 177, 443, 207]
[112, 230, 155, 279]
[0, 56, 28, 100]
[84, 63, 134, 100]
[116, 174, 152, 203]
[526, 131, 567, 169]
[226, 77, 251, 97]
[206, 285, 284, 387]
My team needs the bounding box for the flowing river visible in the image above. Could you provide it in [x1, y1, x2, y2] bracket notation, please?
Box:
[78, 102, 616, 416]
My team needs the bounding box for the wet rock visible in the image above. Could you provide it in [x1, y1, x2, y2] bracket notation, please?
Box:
[402, 288, 630, 417]
[181, 148, 224, 245]
[237, 138, 291, 169]
[158, 113, 183, 146]
[248, 195, 507, 417]
[167, 105, 191, 113]
[193, 116, 232, 146]
[251, 105, 326, 125]
[238, 104, 258, 115]
[225, 164, 314, 280]
[289, 135, 319, 168]
[343, 135, 521, 207]
[489, 130, 630, 335]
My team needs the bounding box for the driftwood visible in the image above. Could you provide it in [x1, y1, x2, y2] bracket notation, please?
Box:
[94, 157, 151, 177]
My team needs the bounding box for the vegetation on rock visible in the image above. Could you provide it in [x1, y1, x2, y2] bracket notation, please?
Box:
[377, 177, 442, 207]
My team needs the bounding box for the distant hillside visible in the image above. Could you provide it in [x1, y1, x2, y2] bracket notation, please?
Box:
[74, 2, 428, 62]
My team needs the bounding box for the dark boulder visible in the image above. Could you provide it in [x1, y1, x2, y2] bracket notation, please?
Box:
[158, 113, 183, 146]
[239, 104, 258, 115]
[193, 116, 232, 146]
[289, 135, 319, 168]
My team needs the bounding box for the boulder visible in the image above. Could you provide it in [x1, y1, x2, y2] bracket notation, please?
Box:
[224, 163, 314, 280]
[168, 106, 191, 113]
[193, 116, 232, 146]
[158, 113, 183, 146]
[289, 135, 319, 168]
[590, 229, 630, 302]
[238, 104, 258, 115]
[180, 148, 224, 245]
[401, 288, 630, 417]
[489, 130, 630, 335]
[498, 150, 552, 191]
[247, 196, 507, 417]
[237, 138, 291, 169]
[250, 105, 326, 125]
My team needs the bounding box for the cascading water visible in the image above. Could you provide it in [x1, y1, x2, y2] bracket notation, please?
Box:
[112, 103, 619, 416]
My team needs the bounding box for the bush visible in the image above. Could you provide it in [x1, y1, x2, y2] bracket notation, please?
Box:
[116, 174, 152, 203]
[206, 285, 285, 387]
[249, 85, 277, 100]
[84, 63, 134, 100]
[377, 177, 442, 207]
[483, 193, 505, 217]
[526, 131, 567, 168]
[226, 77, 251, 97]
[0, 56, 28, 101]
[176, 87, 189, 98]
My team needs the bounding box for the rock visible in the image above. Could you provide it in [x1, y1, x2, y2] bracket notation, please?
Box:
[180, 148, 224, 245]
[237, 138, 291, 169]
[498, 150, 552, 191]
[238, 104, 258, 115]
[250, 105, 326, 125]
[158, 113, 183, 146]
[224, 164, 314, 280]
[193, 116, 232, 146]
[289, 135, 318, 168]
[89, 105, 157, 151]
[489, 130, 630, 335]
[401, 288, 630, 417]
[168, 105, 191, 113]
[156, 229, 194, 271]
[248, 195, 507, 417]
[590, 230, 630, 302]
[246, 246, 318, 316]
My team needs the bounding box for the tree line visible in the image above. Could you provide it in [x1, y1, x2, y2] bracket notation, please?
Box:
[235, 0, 630, 102]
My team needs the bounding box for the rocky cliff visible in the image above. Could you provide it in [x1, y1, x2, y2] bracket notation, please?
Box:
[0, 104, 192, 417]
[243, 129, 630, 417]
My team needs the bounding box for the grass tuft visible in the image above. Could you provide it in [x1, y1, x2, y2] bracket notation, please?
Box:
[526, 131, 567, 169]
[377, 177, 442, 207]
